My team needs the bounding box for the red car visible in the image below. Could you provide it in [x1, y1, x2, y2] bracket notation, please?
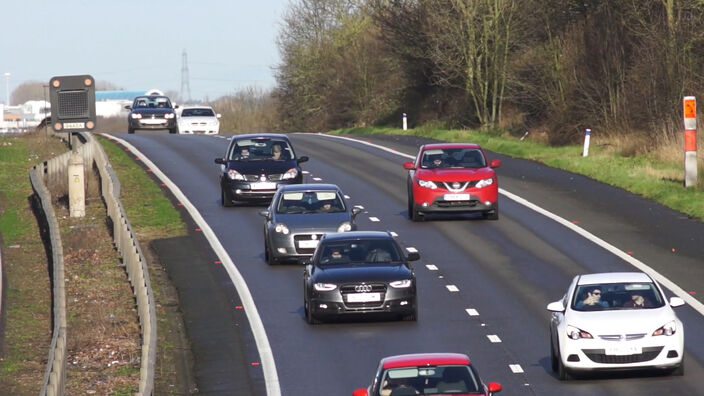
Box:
[404, 143, 500, 221]
[353, 353, 502, 396]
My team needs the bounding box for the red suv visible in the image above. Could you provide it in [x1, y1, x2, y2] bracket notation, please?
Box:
[353, 353, 502, 396]
[404, 143, 500, 221]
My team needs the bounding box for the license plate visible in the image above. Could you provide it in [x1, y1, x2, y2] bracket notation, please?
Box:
[346, 293, 381, 303]
[251, 182, 277, 190]
[605, 345, 642, 356]
[298, 240, 319, 249]
[140, 119, 165, 125]
[444, 193, 470, 201]
[63, 122, 85, 129]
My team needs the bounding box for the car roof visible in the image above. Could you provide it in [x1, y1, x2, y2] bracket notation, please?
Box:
[321, 231, 391, 242]
[577, 272, 653, 285]
[277, 183, 341, 192]
[180, 105, 214, 109]
[381, 353, 471, 369]
[231, 133, 290, 141]
[421, 143, 482, 150]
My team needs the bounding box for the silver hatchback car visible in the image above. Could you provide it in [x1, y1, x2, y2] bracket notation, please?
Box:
[259, 184, 362, 264]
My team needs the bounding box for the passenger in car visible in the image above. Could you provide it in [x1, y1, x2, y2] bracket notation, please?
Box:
[623, 292, 653, 308]
[271, 144, 283, 160]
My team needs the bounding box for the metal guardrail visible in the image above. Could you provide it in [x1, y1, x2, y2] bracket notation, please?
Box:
[31, 132, 156, 395]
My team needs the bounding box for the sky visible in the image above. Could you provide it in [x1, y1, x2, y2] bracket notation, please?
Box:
[1, 0, 291, 103]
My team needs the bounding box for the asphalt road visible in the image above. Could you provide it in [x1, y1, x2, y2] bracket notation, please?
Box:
[109, 131, 704, 396]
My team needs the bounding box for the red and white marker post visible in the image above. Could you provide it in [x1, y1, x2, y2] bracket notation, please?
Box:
[683, 96, 697, 187]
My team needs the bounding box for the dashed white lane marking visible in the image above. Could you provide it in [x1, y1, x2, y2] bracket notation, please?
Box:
[369, 217, 380, 222]
[302, 170, 310, 174]
[487, 335, 502, 343]
[344, 195, 350, 199]
[354, 205, 364, 209]
[425, 264, 438, 271]
[446, 285, 459, 292]
[509, 365, 524, 374]
[389, 231, 398, 237]
[406, 247, 418, 253]
[312, 177, 322, 181]
[465, 308, 479, 316]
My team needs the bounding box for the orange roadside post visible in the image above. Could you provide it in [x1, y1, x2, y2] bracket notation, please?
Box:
[683, 96, 697, 187]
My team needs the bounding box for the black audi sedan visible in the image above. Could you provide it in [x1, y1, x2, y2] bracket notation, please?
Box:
[214, 134, 309, 206]
[303, 231, 419, 324]
[125, 95, 179, 134]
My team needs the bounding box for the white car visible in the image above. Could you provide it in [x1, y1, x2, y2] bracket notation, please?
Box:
[547, 272, 685, 380]
[177, 106, 221, 134]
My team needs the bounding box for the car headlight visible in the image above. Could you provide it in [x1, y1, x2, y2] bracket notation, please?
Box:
[282, 168, 299, 180]
[130, 113, 142, 119]
[417, 179, 437, 189]
[389, 279, 413, 288]
[227, 169, 245, 180]
[566, 325, 593, 340]
[475, 177, 494, 188]
[165, 113, 175, 119]
[653, 320, 677, 336]
[274, 223, 290, 234]
[314, 283, 337, 291]
[337, 222, 352, 232]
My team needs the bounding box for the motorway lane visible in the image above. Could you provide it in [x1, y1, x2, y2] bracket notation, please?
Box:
[111, 132, 704, 395]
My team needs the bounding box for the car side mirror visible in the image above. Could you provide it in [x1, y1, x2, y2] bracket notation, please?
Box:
[490, 159, 501, 168]
[258, 209, 270, 218]
[487, 382, 502, 395]
[547, 301, 565, 312]
[352, 388, 369, 396]
[406, 251, 420, 262]
[402, 161, 415, 170]
[669, 297, 685, 307]
[297, 156, 309, 164]
[217, 113, 222, 119]
[214, 158, 226, 165]
[124, 105, 132, 110]
[174, 104, 179, 109]
[351, 207, 363, 218]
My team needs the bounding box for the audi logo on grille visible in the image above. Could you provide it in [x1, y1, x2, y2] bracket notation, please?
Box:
[452, 182, 461, 189]
[354, 284, 373, 293]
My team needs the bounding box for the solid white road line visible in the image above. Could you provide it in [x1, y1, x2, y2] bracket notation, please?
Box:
[307, 133, 704, 316]
[104, 134, 281, 396]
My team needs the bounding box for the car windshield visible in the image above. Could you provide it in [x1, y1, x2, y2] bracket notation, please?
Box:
[380, 365, 480, 395]
[181, 108, 215, 117]
[420, 148, 486, 169]
[317, 239, 401, 265]
[276, 191, 345, 214]
[572, 282, 665, 311]
[133, 96, 172, 109]
[228, 138, 294, 161]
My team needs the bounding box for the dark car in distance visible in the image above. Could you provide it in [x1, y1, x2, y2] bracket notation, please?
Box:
[259, 184, 362, 264]
[214, 134, 309, 206]
[303, 231, 418, 324]
[125, 95, 179, 134]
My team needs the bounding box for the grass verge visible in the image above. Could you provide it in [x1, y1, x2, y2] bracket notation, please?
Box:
[331, 126, 704, 221]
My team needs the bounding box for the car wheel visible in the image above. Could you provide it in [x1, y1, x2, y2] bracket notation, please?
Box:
[402, 307, 418, 322]
[305, 299, 320, 324]
[550, 334, 558, 373]
[408, 196, 423, 222]
[671, 357, 684, 376]
[169, 127, 178, 134]
[556, 345, 570, 381]
[128, 127, 135, 134]
[221, 189, 233, 207]
[483, 204, 499, 220]
[266, 244, 278, 265]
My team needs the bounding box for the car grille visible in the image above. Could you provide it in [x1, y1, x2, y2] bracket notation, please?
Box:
[440, 181, 478, 192]
[294, 234, 323, 254]
[244, 174, 284, 182]
[582, 346, 663, 364]
[433, 199, 480, 208]
[599, 334, 647, 341]
[340, 283, 387, 308]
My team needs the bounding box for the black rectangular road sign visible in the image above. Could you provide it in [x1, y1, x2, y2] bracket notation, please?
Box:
[49, 74, 96, 132]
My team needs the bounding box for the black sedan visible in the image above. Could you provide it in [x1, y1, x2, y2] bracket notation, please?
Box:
[259, 184, 362, 264]
[303, 231, 419, 324]
[214, 134, 309, 206]
[125, 95, 179, 134]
